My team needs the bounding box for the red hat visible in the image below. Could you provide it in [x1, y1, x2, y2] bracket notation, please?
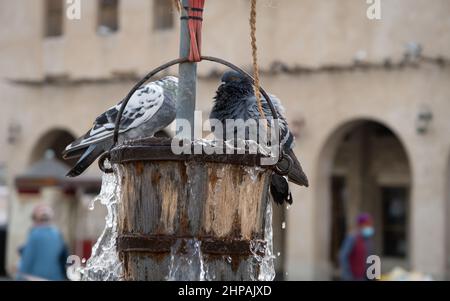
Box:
[357, 213, 373, 226]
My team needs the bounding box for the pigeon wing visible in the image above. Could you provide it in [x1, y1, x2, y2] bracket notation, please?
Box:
[246, 94, 293, 149]
[63, 83, 166, 158]
[246, 94, 308, 186]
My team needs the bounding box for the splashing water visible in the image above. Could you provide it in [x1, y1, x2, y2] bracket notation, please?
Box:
[81, 169, 123, 281]
[240, 167, 276, 281]
[165, 202, 276, 281]
[244, 166, 265, 182]
[257, 198, 276, 281]
[79, 154, 275, 281]
[248, 197, 276, 281]
[166, 239, 206, 281]
[165, 166, 275, 281]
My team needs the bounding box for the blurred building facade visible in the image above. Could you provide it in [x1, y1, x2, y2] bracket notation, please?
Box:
[0, 0, 449, 280]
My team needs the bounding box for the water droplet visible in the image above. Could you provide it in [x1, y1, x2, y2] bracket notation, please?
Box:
[282, 222, 286, 229]
[88, 199, 96, 211]
[277, 252, 281, 257]
[81, 171, 123, 281]
[82, 258, 86, 264]
[286, 205, 291, 210]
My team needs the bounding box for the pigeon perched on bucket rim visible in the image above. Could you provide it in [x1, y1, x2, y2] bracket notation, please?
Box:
[63, 76, 178, 177]
[210, 70, 309, 205]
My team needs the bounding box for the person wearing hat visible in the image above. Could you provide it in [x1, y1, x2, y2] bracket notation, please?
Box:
[17, 204, 68, 281]
[339, 213, 375, 281]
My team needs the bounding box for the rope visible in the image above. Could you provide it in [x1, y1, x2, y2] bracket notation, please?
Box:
[250, 0, 266, 122]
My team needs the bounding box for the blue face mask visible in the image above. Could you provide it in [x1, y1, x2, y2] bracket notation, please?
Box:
[361, 226, 375, 238]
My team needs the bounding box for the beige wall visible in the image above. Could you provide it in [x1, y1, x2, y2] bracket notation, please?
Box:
[0, 0, 449, 280]
[1, 0, 450, 80]
[283, 65, 450, 279]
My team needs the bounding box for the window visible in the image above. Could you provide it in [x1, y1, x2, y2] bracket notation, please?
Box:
[330, 176, 348, 269]
[45, 0, 64, 37]
[98, 0, 119, 34]
[382, 187, 408, 258]
[153, 0, 175, 30]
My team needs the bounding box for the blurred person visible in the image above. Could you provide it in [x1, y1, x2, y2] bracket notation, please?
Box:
[16, 204, 68, 281]
[339, 213, 375, 281]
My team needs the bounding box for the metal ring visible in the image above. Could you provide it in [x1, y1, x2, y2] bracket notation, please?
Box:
[274, 152, 293, 176]
[98, 153, 114, 174]
[112, 56, 283, 163]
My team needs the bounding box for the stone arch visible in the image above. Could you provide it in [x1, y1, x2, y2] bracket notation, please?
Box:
[29, 128, 77, 166]
[314, 118, 412, 279]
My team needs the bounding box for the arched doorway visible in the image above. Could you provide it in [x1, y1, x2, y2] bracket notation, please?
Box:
[30, 129, 170, 167]
[316, 119, 411, 279]
[30, 129, 77, 166]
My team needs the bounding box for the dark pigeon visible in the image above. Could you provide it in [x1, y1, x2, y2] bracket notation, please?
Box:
[210, 70, 309, 205]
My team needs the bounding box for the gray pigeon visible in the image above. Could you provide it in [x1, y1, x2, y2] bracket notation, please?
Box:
[210, 70, 309, 205]
[63, 76, 178, 177]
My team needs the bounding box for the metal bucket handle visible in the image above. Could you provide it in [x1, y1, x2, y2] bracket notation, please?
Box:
[100, 56, 286, 173]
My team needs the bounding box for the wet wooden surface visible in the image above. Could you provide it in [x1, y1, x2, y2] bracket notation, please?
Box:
[117, 161, 271, 281]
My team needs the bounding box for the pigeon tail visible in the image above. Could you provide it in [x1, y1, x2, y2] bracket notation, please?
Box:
[282, 148, 309, 187]
[270, 174, 293, 205]
[63, 145, 88, 160]
[66, 144, 106, 177]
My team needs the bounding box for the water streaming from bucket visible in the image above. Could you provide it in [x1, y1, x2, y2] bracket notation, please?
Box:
[81, 168, 123, 281]
[81, 164, 275, 281]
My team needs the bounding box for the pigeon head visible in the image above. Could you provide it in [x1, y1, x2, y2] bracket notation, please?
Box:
[221, 70, 251, 85]
[155, 76, 178, 88]
[215, 70, 255, 102]
[161, 76, 178, 85]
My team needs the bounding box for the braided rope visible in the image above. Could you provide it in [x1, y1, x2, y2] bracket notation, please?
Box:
[250, 0, 266, 122]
